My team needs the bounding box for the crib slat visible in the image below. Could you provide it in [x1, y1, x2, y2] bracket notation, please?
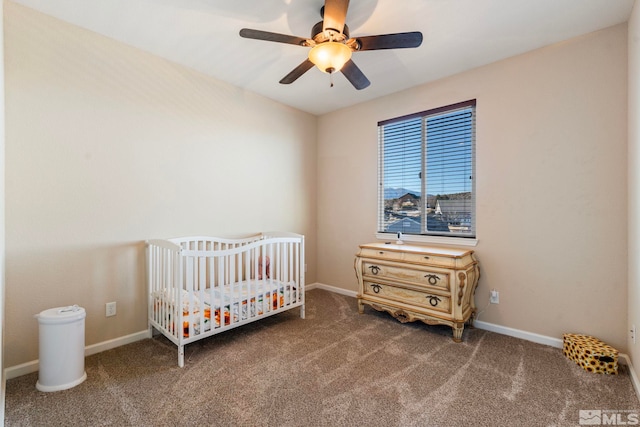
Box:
[217, 256, 224, 328]
[198, 255, 206, 336]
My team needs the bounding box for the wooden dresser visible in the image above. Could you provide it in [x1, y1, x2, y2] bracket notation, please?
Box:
[354, 242, 480, 342]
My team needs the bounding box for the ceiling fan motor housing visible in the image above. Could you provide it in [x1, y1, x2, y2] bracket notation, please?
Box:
[311, 21, 349, 44]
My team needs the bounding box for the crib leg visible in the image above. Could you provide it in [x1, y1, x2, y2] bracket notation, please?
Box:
[300, 304, 305, 319]
[178, 345, 185, 368]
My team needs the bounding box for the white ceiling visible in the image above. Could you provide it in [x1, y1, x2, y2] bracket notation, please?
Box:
[10, 0, 636, 115]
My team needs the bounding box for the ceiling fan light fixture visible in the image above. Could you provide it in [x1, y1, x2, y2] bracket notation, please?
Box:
[308, 42, 352, 73]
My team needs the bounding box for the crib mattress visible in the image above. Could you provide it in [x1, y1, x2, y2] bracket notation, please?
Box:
[153, 280, 298, 337]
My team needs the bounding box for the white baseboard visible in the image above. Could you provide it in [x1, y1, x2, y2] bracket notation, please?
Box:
[473, 320, 564, 348]
[620, 354, 640, 401]
[4, 329, 150, 380]
[307, 282, 358, 298]
[85, 329, 151, 357]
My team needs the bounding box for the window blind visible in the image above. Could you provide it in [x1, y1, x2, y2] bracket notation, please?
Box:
[378, 100, 476, 238]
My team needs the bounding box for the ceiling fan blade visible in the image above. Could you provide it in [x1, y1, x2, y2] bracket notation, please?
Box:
[341, 59, 370, 90]
[240, 28, 310, 46]
[323, 0, 350, 33]
[350, 32, 423, 51]
[280, 59, 315, 85]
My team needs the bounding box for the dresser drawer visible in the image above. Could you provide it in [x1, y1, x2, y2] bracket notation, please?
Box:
[363, 281, 451, 314]
[361, 261, 450, 291]
[358, 247, 402, 262]
[402, 252, 456, 268]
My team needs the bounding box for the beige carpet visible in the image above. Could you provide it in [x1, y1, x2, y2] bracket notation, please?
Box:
[5, 289, 639, 426]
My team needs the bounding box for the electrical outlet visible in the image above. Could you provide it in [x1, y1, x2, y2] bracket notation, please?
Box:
[490, 290, 499, 304]
[106, 301, 117, 317]
[632, 324, 636, 344]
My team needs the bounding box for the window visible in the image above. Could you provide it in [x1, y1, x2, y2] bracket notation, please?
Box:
[378, 99, 476, 240]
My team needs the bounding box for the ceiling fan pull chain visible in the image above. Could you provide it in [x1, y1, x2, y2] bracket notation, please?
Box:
[330, 72, 334, 88]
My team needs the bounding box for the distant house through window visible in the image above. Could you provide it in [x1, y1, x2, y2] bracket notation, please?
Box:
[378, 100, 476, 239]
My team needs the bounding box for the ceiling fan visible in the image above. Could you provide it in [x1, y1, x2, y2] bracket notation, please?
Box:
[239, 0, 423, 90]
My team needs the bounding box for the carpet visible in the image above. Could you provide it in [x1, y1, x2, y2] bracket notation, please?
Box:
[5, 289, 639, 426]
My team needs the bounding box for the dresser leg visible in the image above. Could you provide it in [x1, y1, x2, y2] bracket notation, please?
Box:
[452, 323, 464, 342]
[467, 310, 477, 329]
[357, 299, 364, 314]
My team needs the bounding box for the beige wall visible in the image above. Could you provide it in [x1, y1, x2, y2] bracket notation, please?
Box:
[629, 0, 640, 378]
[4, 2, 317, 367]
[318, 24, 629, 350]
[1, 0, 5, 421]
[3, 1, 633, 370]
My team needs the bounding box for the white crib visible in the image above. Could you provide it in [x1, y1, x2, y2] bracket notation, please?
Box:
[146, 232, 305, 367]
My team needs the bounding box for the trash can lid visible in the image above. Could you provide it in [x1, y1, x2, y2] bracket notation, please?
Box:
[36, 305, 86, 324]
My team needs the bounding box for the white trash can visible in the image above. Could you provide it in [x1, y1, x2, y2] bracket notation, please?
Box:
[35, 305, 87, 392]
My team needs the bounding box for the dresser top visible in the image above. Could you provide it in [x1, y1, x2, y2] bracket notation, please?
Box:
[359, 242, 474, 258]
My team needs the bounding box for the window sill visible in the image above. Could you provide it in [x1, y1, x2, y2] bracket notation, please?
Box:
[375, 233, 478, 247]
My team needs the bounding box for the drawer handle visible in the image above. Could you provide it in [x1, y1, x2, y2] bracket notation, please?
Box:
[426, 295, 442, 307]
[424, 256, 430, 260]
[371, 284, 382, 294]
[425, 274, 440, 285]
[368, 265, 381, 275]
